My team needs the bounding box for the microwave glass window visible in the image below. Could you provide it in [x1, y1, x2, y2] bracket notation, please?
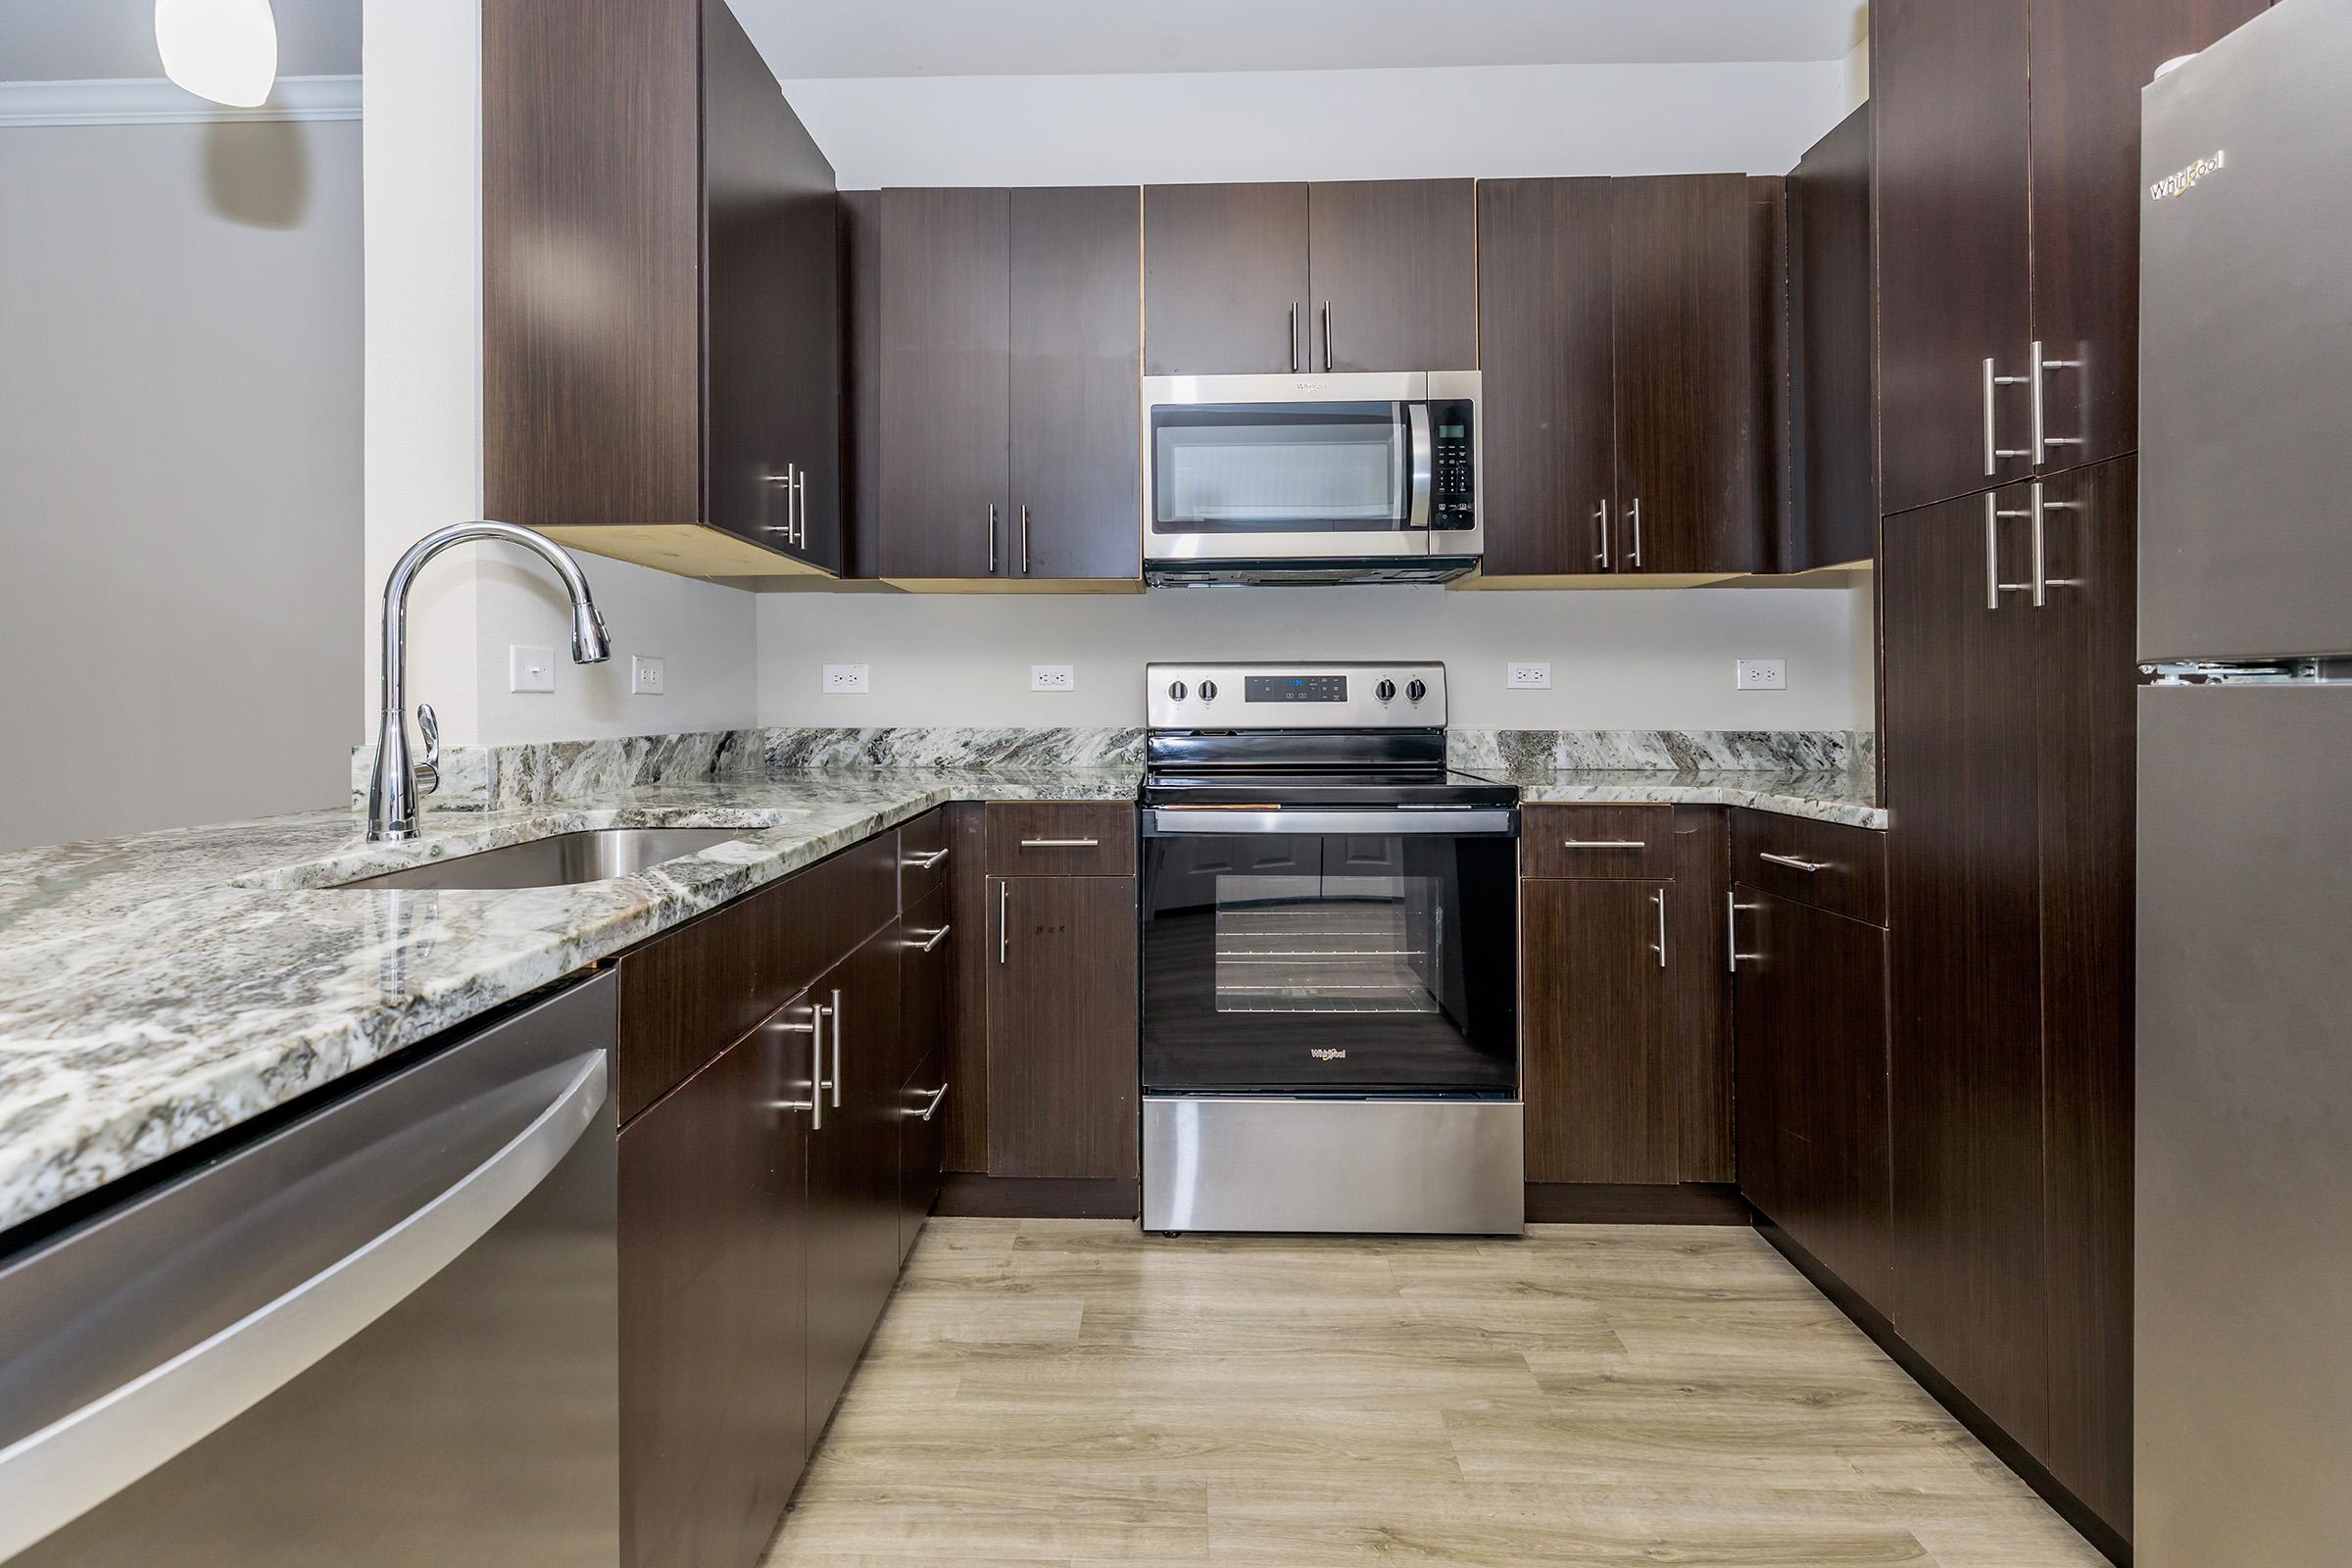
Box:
[1152, 403, 1408, 534]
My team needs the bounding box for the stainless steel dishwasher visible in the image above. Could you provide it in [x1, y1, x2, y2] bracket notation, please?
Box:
[0, 969, 619, 1566]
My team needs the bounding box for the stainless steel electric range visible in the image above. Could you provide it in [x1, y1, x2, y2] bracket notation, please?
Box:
[1138, 662, 1524, 1236]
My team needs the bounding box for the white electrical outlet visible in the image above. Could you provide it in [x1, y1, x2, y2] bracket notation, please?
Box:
[630, 655, 665, 696]
[509, 645, 556, 694]
[821, 663, 870, 695]
[1736, 659, 1788, 691]
[1030, 664, 1076, 693]
[1506, 662, 1552, 690]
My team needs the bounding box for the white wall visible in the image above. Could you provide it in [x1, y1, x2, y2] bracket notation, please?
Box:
[0, 117, 363, 852]
[757, 587, 1865, 732]
[362, 0, 759, 751]
[782, 60, 1852, 189]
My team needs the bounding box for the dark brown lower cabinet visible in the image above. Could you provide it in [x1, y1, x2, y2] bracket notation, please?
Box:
[897, 888, 955, 1262]
[898, 1048, 949, 1262]
[1733, 887, 1892, 1304]
[986, 875, 1140, 1180]
[619, 995, 815, 1568]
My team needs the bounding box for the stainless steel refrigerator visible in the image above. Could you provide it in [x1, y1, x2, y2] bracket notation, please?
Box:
[2137, 2, 2352, 1561]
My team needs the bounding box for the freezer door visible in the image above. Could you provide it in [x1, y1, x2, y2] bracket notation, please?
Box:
[2136, 684, 2352, 1564]
[2139, 0, 2352, 662]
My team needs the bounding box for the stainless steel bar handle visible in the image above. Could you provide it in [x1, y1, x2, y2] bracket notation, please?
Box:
[1564, 839, 1646, 850]
[1020, 837, 1100, 849]
[998, 881, 1009, 965]
[1020, 504, 1032, 574]
[2036, 485, 2087, 596]
[828, 988, 844, 1109]
[1651, 888, 1668, 968]
[770, 1014, 817, 1113]
[987, 503, 999, 573]
[0, 1052, 608, 1564]
[810, 1002, 833, 1127]
[1727, 894, 1761, 972]
[1594, 499, 1612, 569]
[906, 847, 950, 870]
[1321, 301, 1333, 371]
[912, 924, 952, 954]
[1758, 851, 1830, 873]
[1984, 493, 2036, 608]
[916, 1083, 950, 1122]
[1983, 357, 2032, 472]
[1627, 498, 1643, 567]
[794, 468, 808, 547]
[1289, 303, 1299, 372]
[765, 464, 797, 541]
[2035, 343, 2085, 464]
[2030, 483, 2046, 608]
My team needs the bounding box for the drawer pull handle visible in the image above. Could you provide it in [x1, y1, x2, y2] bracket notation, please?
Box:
[916, 1083, 950, 1122]
[1563, 839, 1645, 850]
[906, 847, 950, 870]
[1651, 888, 1667, 969]
[1758, 852, 1830, 873]
[911, 925, 952, 954]
[1019, 837, 1100, 849]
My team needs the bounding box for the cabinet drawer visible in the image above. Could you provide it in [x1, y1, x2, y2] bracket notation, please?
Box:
[1732, 808, 1886, 926]
[899, 807, 954, 905]
[985, 802, 1137, 877]
[1519, 806, 1676, 879]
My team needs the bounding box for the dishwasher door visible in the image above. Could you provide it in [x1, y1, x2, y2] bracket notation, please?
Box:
[0, 969, 619, 1567]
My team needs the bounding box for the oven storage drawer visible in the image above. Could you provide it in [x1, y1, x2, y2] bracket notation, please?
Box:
[1143, 1097, 1524, 1235]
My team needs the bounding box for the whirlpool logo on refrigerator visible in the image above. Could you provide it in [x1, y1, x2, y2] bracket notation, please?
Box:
[1310, 1049, 1348, 1062]
[2151, 150, 2227, 202]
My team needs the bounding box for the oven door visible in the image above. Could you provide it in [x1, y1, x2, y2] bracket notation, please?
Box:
[1141, 808, 1519, 1096]
[1143, 373, 1434, 563]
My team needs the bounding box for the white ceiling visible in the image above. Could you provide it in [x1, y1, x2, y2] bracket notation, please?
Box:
[732, 0, 1868, 80]
[0, 0, 361, 84]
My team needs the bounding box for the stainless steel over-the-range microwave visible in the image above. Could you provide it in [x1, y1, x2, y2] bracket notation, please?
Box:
[1141, 370, 1482, 586]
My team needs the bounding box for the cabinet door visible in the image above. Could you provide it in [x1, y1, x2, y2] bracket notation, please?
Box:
[898, 886, 954, 1263]
[804, 930, 905, 1430]
[987, 876, 1140, 1179]
[878, 187, 1010, 578]
[1008, 186, 1142, 580]
[1787, 104, 1877, 570]
[2032, 457, 2138, 1533]
[1882, 485, 2050, 1454]
[1305, 179, 1479, 372]
[2027, 0, 2268, 477]
[769, 75, 843, 567]
[1475, 177, 1616, 576]
[1611, 174, 1758, 574]
[1522, 878, 1679, 1184]
[1734, 889, 1893, 1310]
[619, 998, 812, 1568]
[1875, 0, 2034, 514]
[898, 1048, 949, 1265]
[1143, 182, 1310, 375]
[702, 0, 793, 546]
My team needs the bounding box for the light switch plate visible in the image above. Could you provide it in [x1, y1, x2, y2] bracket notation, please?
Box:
[821, 663, 870, 695]
[1030, 664, 1076, 692]
[1736, 658, 1788, 691]
[509, 644, 556, 694]
[630, 655, 665, 696]
[1506, 662, 1552, 690]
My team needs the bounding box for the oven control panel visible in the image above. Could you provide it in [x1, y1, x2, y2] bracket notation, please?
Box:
[1147, 663, 1447, 729]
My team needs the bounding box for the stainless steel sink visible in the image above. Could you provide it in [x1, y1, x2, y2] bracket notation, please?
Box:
[340, 827, 753, 891]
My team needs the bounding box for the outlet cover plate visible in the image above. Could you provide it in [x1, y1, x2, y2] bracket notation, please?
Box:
[630, 655, 665, 696]
[1506, 662, 1552, 690]
[509, 645, 556, 695]
[1736, 659, 1788, 691]
[1030, 664, 1076, 692]
[821, 663, 870, 695]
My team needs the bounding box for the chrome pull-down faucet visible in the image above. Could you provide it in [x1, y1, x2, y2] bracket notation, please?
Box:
[368, 521, 612, 843]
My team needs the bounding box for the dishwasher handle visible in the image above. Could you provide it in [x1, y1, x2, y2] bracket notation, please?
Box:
[0, 1051, 609, 1563]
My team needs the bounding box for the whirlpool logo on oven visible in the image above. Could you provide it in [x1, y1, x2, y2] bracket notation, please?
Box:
[1310, 1048, 1348, 1062]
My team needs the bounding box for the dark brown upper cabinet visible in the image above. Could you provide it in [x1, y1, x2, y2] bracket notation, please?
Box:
[863, 186, 1140, 584]
[1475, 174, 1762, 580]
[1875, 0, 2266, 515]
[1145, 179, 1477, 374]
[1786, 104, 1877, 570]
[482, 0, 841, 579]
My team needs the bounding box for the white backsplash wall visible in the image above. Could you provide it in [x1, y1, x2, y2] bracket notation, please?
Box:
[756, 586, 1868, 732]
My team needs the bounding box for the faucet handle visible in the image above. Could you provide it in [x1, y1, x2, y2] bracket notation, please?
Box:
[413, 703, 441, 796]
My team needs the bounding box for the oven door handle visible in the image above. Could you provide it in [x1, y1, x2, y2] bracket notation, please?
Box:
[1146, 808, 1517, 838]
[1403, 402, 1433, 532]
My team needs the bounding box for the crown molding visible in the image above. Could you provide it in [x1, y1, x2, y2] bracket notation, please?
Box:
[0, 74, 361, 128]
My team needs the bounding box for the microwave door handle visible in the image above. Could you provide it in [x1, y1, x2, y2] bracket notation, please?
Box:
[1404, 402, 1433, 531]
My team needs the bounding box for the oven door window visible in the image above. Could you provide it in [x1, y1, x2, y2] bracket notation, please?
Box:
[1142, 832, 1518, 1096]
[1150, 403, 1409, 535]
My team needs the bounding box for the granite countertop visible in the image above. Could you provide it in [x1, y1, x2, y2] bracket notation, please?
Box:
[1474, 766, 1886, 829]
[0, 765, 1136, 1238]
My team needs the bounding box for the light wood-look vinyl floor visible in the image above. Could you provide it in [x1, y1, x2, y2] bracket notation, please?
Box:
[763, 1220, 2108, 1568]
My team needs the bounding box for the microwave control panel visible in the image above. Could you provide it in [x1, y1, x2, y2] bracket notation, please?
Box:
[1431, 398, 1477, 530]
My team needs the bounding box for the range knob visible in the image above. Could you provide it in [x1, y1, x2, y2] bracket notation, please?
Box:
[1198, 679, 1218, 703]
[1375, 679, 1397, 703]
[1406, 679, 1429, 703]
[1167, 680, 1188, 701]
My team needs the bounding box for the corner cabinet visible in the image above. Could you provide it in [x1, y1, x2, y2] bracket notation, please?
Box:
[851, 186, 1142, 587]
[482, 0, 842, 578]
